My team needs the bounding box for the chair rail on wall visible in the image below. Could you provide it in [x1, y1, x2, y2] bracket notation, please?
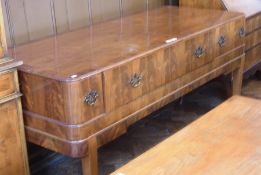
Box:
[1, 0, 165, 47]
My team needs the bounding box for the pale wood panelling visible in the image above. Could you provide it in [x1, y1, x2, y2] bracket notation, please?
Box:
[91, 0, 120, 23]
[1, 0, 165, 47]
[149, 0, 165, 9]
[3, 0, 30, 45]
[122, 0, 146, 16]
[24, 0, 55, 41]
[53, 0, 70, 33]
[66, 0, 90, 30]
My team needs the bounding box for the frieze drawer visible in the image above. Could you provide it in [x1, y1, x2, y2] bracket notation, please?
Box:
[211, 18, 245, 58]
[186, 31, 212, 71]
[20, 72, 105, 124]
[67, 74, 105, 124]
[179, 0, 261, 72]
[104, 45, 191, 112]
[103, 18, 245, 111]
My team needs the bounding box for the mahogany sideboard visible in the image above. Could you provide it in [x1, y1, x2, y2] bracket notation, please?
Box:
[0, 58, 29, 175]
[9, 6, 245, 175]
[179, 0, 261, 75]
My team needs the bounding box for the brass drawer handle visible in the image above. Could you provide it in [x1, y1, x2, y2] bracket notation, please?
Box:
[129, 73, 142, 88]
[239, 27, 245, 38]
[218, 35, 226, 48]
[194, 46, 205, 58]
[84, 90, 99, 106]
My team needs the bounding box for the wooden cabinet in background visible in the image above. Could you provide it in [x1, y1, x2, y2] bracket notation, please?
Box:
[0, 1, 29, 174]
[0, 58, 29, 175]
[179, 0, 261, 74]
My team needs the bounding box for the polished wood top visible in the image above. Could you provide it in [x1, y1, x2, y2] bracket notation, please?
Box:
[223, 0, 261, 18]
[112, 96, 261, 175]
[9, 6, 244, 81]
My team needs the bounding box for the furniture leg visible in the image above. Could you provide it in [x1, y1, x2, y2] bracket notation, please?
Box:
[232, 56, 245, 95]
[218, 75, 232, 97]
[82, 137, 98, 175]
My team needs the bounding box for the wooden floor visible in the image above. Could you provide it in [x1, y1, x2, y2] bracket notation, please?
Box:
[28, 75, 261, 175]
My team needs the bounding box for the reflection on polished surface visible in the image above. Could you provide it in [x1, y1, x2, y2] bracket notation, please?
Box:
[9, 6, 242, 81]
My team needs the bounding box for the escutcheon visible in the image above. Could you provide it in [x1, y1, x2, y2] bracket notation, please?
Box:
[84, 90, 99, 106]
[129, 73, 142, 88]
[218, 35, 226, 48]
[194, 46, 205, 58]
[239, 27, 245, 38]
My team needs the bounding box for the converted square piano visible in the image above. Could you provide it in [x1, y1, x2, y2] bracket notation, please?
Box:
[9, 6, 245, 175]
[179, 0, 261, 75]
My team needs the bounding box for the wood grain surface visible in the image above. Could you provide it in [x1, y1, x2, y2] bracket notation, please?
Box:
[245, 44, 261, 71]
[0, 70, 16, 98]
[246, 15, 261, 33]
[245, 28, 261, 51]
[23, 46, 244, 139]
[112, 96, 261, 175]
[0, 60, 29, 175]
[19, 72, 105, 124]
[24, 52, 244, 157]
[179, 0, 261, 74]
[14, 7, 245, 160]
[179, 0, 225, 10]
[9, 6, 244, 81]
[0, 100, 28, 175]
[11, 6, 246, 174]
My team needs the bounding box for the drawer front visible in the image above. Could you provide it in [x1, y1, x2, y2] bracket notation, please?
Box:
[0, 70, 17, 99]
[246, 28, 261, 50]
[0, 100, 27, 175]
[20, 72, 104, 124]
[189, 32, 212, 71]
[211, 18, 245, 58]
[104, 47, 190, 111]
[67, 74, 105, 123]
[246, 14, 261, 33]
